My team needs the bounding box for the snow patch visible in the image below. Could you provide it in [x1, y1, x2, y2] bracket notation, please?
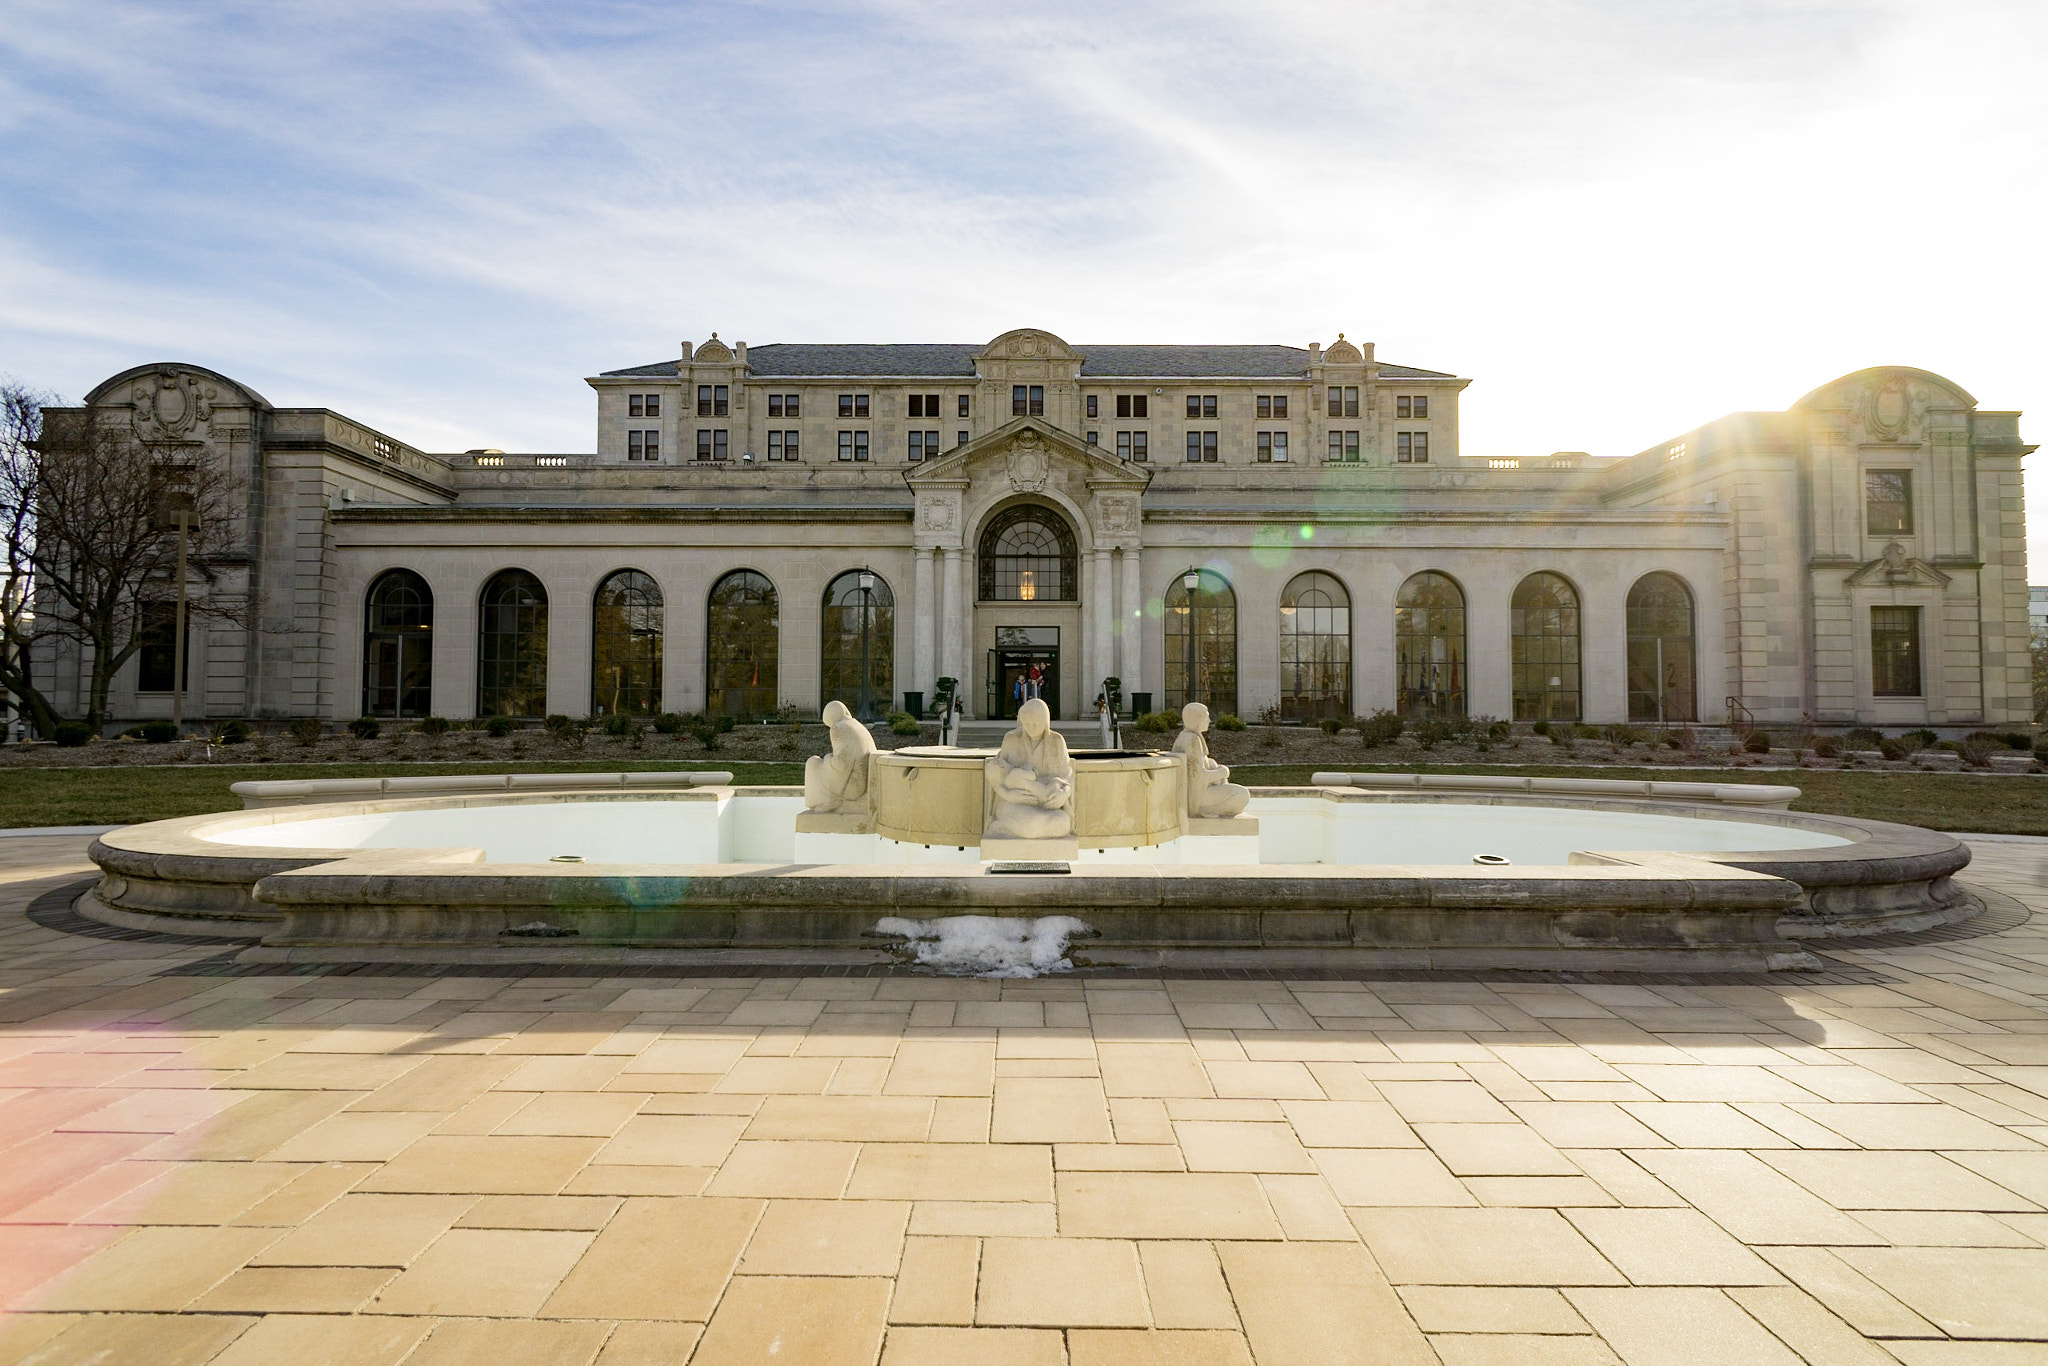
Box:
[874, 914, 1093, 978]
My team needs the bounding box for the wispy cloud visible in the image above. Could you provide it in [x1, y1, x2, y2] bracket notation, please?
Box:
[3, 0, 2044, 548]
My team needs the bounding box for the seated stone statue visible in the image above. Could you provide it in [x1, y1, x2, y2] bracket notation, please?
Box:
[1173, 702, 1249, 818]
[985, 697, 1074, 839]
[803, 699, 877, 815]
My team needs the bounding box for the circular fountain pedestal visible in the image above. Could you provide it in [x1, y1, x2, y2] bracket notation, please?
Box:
[870, 746, 1188, 854]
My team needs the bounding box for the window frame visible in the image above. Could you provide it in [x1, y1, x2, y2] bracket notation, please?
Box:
[1871, 605, 1923, 697]
[1865, 470, 1914, 537]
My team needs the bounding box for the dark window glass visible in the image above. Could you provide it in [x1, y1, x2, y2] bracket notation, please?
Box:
[362, 569, 432, 717]
[1872, 606, 1922, 696]
[591, 569, 662, 716]
[628, 430, 644, 460]
[713, 386, 729, 416]
[645, 393, 660, 417]
[137, 600, 188, 693]
[1134, 395, 1148, 418]
[957, 430, 968, 446]
[838, 394, 854, 418]
[1344, 387, 1359, 417]
[1626, 572, 1696, 722]
[1133, 431, 1150, 462]
[477, 569, 548, 718]
[713, 430, 728, 460]
[1187, 395, 1202, 419]
[1272, 394, 1288, 419]
[1028, 386, 1044, 416]
[1117, 395, 1132, 419]
[1397, 396, 1412, 419]
[629, 394, 644, 417]
[1012, 386, 1028, 417]
[821, 570, 894, 721]
[1413, 395, 1428, 419]
[707, 570, 778, 717]
[1866, 471, 1913, 536]
[1511, 572, 1581, 721]
[958, 394, 970, 418]
[1396, 572, 1465, 718]
[979, 505, 1077, 602]
[1118, 432, 1132, 460]
[1280, 571, 1349, 722]
[1257, 395, 1272, 419]
[908, 395, 923, 418]
[768, 394, 783, 418]
[1328, 386, 1343, 418]
[1256, 433, 1271, 463]
[768, 431, 784, 460]
[698, 385, 713, 416]
[1088, 395, 1099, 419]
[1164, 569, 1237, 717]
[785, 393, 800, 418]
[697, 430, 713, 461]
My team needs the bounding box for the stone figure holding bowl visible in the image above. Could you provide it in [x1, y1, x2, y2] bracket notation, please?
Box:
[1173, 702, 1249, 818]
[986, 697, 1074, 838]
[803, 699, 877, 815]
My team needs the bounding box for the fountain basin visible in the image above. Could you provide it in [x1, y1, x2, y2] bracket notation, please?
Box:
[869, 748, 1185, 849]
[77, 776, 1977, 969]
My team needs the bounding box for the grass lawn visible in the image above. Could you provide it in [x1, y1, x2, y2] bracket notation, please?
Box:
[0, 759, 2041, 836]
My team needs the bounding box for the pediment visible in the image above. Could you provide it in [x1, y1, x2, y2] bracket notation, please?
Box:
[973, 327, 1080, 365]
[1846, 543, 1951, 589]
[904, 418, 1149, 491]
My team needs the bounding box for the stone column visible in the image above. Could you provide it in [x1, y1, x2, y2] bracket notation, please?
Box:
[957, 550, 976, 717]
[941, 549, 962, 687]
[1092, 548, 1113, 710]
[913, 548, 936, 701]
[1119, 547, 1144, 696]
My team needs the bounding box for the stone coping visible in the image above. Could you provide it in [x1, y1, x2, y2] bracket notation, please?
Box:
[230, 770, 736, 808]
[1312, 771, 1801, 808]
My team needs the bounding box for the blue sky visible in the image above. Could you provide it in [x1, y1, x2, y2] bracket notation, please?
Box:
[4, 1, 2045, 553]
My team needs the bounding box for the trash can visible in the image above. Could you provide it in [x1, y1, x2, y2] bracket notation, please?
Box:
[903, 692, 923, 721]
[1131, 692, 1152, 717]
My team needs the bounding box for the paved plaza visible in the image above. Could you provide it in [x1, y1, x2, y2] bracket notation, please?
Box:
[1, 832, 2046, 1365]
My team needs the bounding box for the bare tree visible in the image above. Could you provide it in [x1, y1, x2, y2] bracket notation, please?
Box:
[0, 381, 245, 733]
[0, 382, 59, 736]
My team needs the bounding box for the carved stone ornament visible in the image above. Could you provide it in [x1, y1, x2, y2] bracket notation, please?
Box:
[1882, 540, 1908, 577]
[1006, 433, 1050, 493]
[131, 369, 216, 440]
[921, 499, 956, 531]
[1009, 335, 1042, 357]
[1099, 496, 1136, 534]
[1864, 375, 1912, 443]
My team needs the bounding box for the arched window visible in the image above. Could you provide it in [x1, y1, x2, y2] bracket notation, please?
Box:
[477, 569, 548, 718]
[363, 570, 433, 718]
[1164, 568, 1237, 718]
[707, 570, 778, 717]
[591, 570, 663, 717]
[1395, 572, 1466, 719]
[1627, 572, 1696, 722]
[978, 504, 1077, 602]
[821, 570, 894, 721]
[1280, 571, 1350, 722]
[1511, 572, 1581, 721]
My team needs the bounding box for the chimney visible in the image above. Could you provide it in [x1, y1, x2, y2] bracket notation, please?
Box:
[734, 340, 747, 368]
[1308, 342, 1322, 365]
[679, 340, 693, 363]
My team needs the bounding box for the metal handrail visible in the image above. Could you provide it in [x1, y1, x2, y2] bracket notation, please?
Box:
[1725, 696, 1756, 738]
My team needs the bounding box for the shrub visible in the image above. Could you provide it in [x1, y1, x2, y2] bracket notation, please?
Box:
[652, 712, 686, 735]
[1482, 718, 1512, 743]
[1744, 731, 1772, 754]
[1132, 710, 1179, 734]
[544, 714, 574, 738]
[602, 713, 634, 737]
[1664, 727, 1695, 751]
[347, 717, 382, 740]
[888, 711, 922, 736]
[1903, 728, 1939, 750]
[1549, 727, 1574, 747]
[139, 720, 179, 744]
[415, 716, 452, 737]
[1878, 738, 1908, 760]
[2035, 744, 2048, 767]
[1810, 735, 1841, 758]
[213, 719, 251, 745]
[1961, 734, 2000, 768]
[716, 713, 737, 734]
[1214, 713, 1246, 731]
[1412, 717, 1459, 750]
[686, 714, 722, 751]
[484, 716, 516, 738]
[1995, 731, 2033, 749]
[54, 722, 93, 747]
[1356, 710, 1404, 747]
[1843, 727, 1884, 749]
[1319, 717, 1343, 735]
[1602, 724, 1642, 748]
[1531, 720, 1551, 736]
[1575, 723, 1602, 741]
[287, 718, 324, 746]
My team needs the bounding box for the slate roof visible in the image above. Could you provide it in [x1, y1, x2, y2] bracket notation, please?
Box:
[599, 344, 1455, 380]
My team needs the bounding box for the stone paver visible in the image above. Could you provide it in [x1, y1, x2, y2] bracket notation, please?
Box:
[0, 833, 2046, 1362]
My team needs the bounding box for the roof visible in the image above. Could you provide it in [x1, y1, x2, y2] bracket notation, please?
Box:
[600, 344, 1456, 381]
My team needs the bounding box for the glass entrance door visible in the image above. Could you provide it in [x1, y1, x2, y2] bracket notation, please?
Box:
[986, 626, 1059, 719]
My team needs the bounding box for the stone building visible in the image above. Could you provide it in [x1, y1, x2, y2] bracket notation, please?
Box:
[35, 329, 2034, 731]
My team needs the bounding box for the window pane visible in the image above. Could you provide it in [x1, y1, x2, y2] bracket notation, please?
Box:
[591, 570, 663, 716]
[1626, 573, 1696, 721]
[820, 570, 895, 721]
[1872, 606, 1922, 696]
[979, 506, 1077, 601]
[1510, 572, 1580, 721]
[1866, 471, 1913, 535]
[477, 570, 548, 718]
[1281, 571, 1349, 721]
[706, 571, 778, 717]
[1164, 570, 1237, 718]
[1395, 572, 1465, 719]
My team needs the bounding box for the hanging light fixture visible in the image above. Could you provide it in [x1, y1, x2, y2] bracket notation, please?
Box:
[858, 569, 875, 593]
[1182, 570, 1201, 591]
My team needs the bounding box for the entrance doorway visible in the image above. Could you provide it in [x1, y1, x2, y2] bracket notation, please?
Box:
[987, 626, 1059, 719]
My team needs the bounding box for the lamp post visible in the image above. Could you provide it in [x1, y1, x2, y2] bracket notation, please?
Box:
[156, 490, 200, 736]
[856, 569, 876, 720]
[1180, 570, 1200, 710]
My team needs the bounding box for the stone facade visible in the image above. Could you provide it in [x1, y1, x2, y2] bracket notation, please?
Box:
[36, 334, 2034, 730]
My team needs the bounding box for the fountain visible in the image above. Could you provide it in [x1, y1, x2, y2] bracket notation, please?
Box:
[81, 705, 1977, 972]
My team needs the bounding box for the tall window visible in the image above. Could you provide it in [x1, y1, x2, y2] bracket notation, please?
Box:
[1164, 569, 1237, 717]
[1328, 386, 1359, 417]
[136, 601, 189, 694]
[1185, 432, 1218, 462]
[821, 570, 895, 721]
[1255, 432, 1288, 462]
[1116, 394, 1148, 418]
[837, 431, 870, 462]
[1186, 394, 1218, 419]
[767, 393, 800, 418]
[768, 431, 800, 461]
[591, 570, 663, 716]
[1118, 432, 1149, 462]
[1328, 431, 1361, 462]
[907, 394, 940, 417]
[1011, 386, 1044, 417]
[1872, 606, 1922, 697]
[1626, 572, 1696, 722]
[1511, 572, 1581, 721]
[1397, 432, 1430, 463]
[1280, 571, 1350, 721]
[1395, 572, 1466, 718]
[362, 569, 432, 717]
[1255, 395, 1288, 418]
[707, 571, 779, 716]
[907, 431, 939, 462]
[627, 430, 660, 461]
[1866, 470, 1913, 536]
[837, 394, 870, 418]
[477, 569, 548, 718]
[1396, 395, 1430, 419]
[979, 505, 1077, 602]
[696, 430, 729, 461]
[697, 385, 728, 416]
